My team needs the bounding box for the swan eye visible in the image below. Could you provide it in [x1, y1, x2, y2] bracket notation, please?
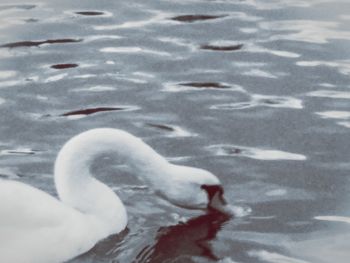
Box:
[201, 184, 226, 204]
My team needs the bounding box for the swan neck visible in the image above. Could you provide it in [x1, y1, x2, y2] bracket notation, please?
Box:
[54, 129, 168, 229]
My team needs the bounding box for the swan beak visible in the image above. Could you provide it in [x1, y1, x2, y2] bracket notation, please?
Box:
[208, 192, 233, 216]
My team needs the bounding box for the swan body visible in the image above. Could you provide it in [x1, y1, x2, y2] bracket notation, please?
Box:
[0, 128, 227, 263]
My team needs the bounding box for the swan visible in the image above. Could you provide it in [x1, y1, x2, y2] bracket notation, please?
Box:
[0, 128, 230, 263]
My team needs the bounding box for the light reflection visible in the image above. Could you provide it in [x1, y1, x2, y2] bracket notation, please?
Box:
[259, 20, 350, 43]
[242, 69, 278, 79]
[316, 111, 350, 120]
[100, 47, 171, 57]
[0, 70, 16, 79]
[315, 216, 350, 224]
[307, 90, 350, 99]
[72, 86, 117, 92]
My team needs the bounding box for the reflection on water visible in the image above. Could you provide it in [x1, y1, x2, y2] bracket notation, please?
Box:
[51, 63, 79, 70]
[75, 11, 105, 16]
[1, 0, 350, 262]
[134, 212, 230, 263]
[170, 14, 228, 23]
[0, 38, 82, 48]
[200, 43, 244, 52]
[207, 144, 306, 161]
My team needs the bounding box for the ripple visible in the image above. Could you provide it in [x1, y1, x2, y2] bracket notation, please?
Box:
[75, 11, 105, 16]
[207, 144, 306, 161]
[0, 38, 83, 48]
[145, 123, 195, 137]
[100, 47, 171, 57]
[253, 95, 303, 109]
[147, 123, 174, 132]
[316, 111, 350, 128]
[0, 4, 36, 11]
[248, 250, 311, 263]
[0, 70, 16, 79]
[170, 14, 227, 23]
[259, 20, 350, 44]
[200, 43, 243, 52]
[0, 80, 22, 88]
[73, 74, 96, 79]
[72, 86, 117, 92]
[242, 69, 278, 79]
[179, 82, 231, 89]
[315, 216, 350, 224]
[240, 27, 259, 34]
[24, 18, 38, 23]
[85, 35, 122, 42]
[307, 90, 350, 99]
[247, 43, 300, 58]
[0, 97, 5, 105]
[316, 111, 350, 120]
[50, 63, 79, 70]
[296, 60, 350, 75]
[44, 73, 68, 83]
[265, 189, 288, 197]
[338, 122, 350, 128]
[158, 37, 196, 50]
[211, 94, 303, 110]
[61, 106, 139, 117]
[210, 101, 253, 110]
[93, 11, 169, 30]
[164, 82, 245, 92]
[0, 168, 20, 179]
[0, 148, 40, 156]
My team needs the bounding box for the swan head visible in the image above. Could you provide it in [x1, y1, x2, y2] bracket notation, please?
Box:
[156, 165, 232, 215]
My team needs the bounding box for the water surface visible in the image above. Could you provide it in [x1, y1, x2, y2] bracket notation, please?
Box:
[0, 0, 350, 262]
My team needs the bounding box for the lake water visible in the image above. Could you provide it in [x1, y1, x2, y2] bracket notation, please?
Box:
[1, 0, 350, 262]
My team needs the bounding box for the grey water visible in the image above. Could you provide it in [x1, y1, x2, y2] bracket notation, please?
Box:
[0, 0, 350, 262]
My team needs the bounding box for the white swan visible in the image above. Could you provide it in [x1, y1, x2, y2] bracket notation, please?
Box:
[0, 128, 229, 263]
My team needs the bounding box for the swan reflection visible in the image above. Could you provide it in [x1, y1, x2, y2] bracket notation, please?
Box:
[134, 212, 230, 262]
[74, 212, 230, 263]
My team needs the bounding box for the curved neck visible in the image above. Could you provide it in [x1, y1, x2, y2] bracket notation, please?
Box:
[54, 128, 169, 233]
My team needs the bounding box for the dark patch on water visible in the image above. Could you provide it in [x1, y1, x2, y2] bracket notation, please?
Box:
[226, 147, 243, 155]
[75, 11, 105, 16]
[171, 14, 227, 23]
[51, 63, 79, 70]
[0, 149, 41, 156]
[200, 43, 244, 51]
[146, 123, 175, 132]
[23, 18, 39, 23]
[61, 107, 126, 117]
[180, 82, 230, 89]
[0, 38, 83, 48]
[261, 99, 280, 105]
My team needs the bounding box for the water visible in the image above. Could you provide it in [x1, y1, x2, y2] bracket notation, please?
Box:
[0, 0, 350, 262]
